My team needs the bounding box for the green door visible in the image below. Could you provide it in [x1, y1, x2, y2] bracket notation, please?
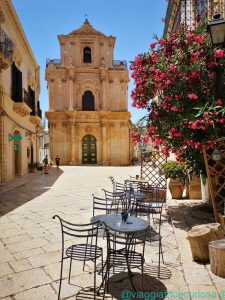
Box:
[82, 135, 97, 164]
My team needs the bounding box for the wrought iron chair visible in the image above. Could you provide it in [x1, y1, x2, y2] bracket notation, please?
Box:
[92, 194, 119, 216]
[102, 223, 147, 294]
[102, 189, 128, 213]
[53, 215, 103, 300]
[132, 188, 165, 277]
[108, 176, 127, 193]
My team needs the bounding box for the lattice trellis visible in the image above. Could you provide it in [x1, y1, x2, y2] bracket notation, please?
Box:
[203, 138, 225, 222]
[141, 150, 167, 189]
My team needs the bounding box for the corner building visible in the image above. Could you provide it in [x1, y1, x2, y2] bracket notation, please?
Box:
[0, 0, 42, 182]
[46, 20, 132, 165]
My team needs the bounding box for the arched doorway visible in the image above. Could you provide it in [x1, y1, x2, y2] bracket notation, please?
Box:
[82, 91, 95, 111]
[82, 135, 97, 164]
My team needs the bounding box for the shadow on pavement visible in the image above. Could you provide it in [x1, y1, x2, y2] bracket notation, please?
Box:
[0, 167, 63, 217]
[107, 272, 167, 300]
[168, 202, 215, 231]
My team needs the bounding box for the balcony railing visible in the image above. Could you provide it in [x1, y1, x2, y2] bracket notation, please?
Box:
[46, 58, 61, 67]
[0, 28, 13, 61]
[23, 88, 35, 114]
[112, 60, 127, 70]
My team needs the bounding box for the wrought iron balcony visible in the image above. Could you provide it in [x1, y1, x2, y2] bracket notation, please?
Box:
[46, 58, 61, 67]
[0, 28, 13, 70]
[112, 60, 127, 70]
[23, 88, 35, 114]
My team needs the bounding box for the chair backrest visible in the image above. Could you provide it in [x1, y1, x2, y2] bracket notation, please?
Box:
[102, 189, 129, 212]
[104, 222, 147, 256]
[108, 176, 115, 185]
[53, 215, 100, 238]
[114, 181, 126, 192]
[125, 181, 141, 193]
[135, 187, 164, 219]
[93, 194, 121, 216]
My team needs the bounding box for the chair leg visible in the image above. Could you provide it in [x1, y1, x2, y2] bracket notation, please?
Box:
[160, 239, 164, 263]
[141, 257, 144, 290]
[94, 257, 97, 300]
[68, 257, 73, 284]
[58, 258, 64, 300]
[101, 250, 104, 281]
[125, 254, 136, 291]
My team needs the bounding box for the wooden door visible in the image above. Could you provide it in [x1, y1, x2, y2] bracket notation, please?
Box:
[82, 135, 97, 164]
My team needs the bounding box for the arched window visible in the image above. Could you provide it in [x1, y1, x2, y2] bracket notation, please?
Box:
[83, 47, 91, 63]
[82, 91, 95, 111]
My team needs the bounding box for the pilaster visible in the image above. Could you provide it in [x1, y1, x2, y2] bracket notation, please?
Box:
[69, 119, 77, 164]
[101, 121, 109, 165]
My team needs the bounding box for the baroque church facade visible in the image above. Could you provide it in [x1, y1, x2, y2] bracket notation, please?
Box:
[45, 20, 133, 165]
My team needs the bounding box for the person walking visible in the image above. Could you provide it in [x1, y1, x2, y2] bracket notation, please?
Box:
[43, 155, 49, 174]
[55, 155, 60, 171]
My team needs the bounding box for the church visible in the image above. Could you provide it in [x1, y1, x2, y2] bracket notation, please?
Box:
[45, 20, 133, 165]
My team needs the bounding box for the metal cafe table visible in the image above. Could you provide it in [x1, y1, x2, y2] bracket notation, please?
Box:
[90, 214, 149, 294]
[91, 214, 148, 233]
[125, 178, 149, 184]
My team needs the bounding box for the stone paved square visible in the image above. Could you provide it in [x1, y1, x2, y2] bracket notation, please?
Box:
[0, 166, 225, 300]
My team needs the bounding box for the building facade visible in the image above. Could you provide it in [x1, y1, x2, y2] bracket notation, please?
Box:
[46, 20, 132, 165]
[0, 0, 42, 182]
[163, 0, 225, 36]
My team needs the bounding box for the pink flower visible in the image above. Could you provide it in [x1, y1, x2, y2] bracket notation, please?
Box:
[143, 136, 149, 144]
[193, 35, 203, 44]
[215, 99, 222, 105]
[203, 112, 210, 118]
[171, 106, 179, 112]
[157, 39, 163, 46]
[188, 93, 198, 100]
[150, 43, 156, 49]
[214, 49, 224, 59]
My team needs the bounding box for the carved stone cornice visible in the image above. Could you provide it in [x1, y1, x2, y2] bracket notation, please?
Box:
[13, 102, 32, 117]
[29, 115, 41, 125]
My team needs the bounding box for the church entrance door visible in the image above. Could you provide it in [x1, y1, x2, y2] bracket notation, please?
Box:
[82, 135, 97, 164]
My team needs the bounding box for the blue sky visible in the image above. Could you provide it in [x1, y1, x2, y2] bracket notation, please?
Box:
[12, 0, 167, 124]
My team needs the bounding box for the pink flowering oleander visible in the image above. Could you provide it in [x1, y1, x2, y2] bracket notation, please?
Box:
[214, 49, 224, 59]
[130, 22, 225, 175]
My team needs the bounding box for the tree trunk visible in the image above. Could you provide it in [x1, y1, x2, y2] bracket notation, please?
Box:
[187, 223, 224, 262]
[209, 239, 225, 278]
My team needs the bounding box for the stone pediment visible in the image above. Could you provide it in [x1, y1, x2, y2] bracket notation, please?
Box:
[68, 20, 106, 37]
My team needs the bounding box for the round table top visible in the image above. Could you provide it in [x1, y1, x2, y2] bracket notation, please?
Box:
[125, 178, 149, 183]
[91, 214, 148, 233]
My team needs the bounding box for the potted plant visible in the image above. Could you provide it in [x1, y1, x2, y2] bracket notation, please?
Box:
[36, 163, 43, 171]
[28, 162, 38, 173]
[161, 160, 188, 199]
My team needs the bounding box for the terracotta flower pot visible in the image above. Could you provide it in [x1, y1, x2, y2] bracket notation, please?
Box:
[169, 178, 185, 199]
[188, 176, 202, 199]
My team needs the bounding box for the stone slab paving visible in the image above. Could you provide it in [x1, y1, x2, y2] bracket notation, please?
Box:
[0, 166, 224, 300]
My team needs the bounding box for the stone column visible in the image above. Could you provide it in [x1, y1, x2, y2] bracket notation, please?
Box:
[69, 121, 77, 165]
[102, 121, 109, 165]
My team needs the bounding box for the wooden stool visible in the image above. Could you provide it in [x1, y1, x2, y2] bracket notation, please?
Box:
[209, 239, 225, 278]
[187, 223, 224, 262]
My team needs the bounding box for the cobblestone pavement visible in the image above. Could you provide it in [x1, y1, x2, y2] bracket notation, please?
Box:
[0, 166, 224, 300]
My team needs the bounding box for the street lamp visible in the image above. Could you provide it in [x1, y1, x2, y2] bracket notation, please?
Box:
[207, 16, 225, 46]
[207, 15, 225, 99]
